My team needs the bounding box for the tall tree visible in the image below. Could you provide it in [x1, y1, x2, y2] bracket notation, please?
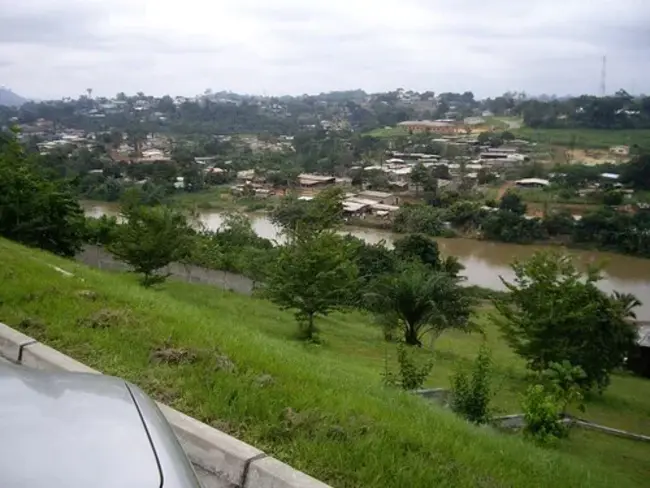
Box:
[0, 129, 85, 256]
[493, 252, 638, 391]
[271, 187, 344, 236]
[263, 230, 358, 340]
[108, 204, 194, 286]
[409, 162, 429, 196]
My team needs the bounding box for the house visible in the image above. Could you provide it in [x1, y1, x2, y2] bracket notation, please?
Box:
[237, 169, 255, 181]
[397, 120, 459, 135]
[342, 200, 370, 217]
[357, 190, 398, 205]
[628, 324, 650, 378]
[140, 149, 169, 161]
[194, 156, 218, 165]
[610, 145, 630, 156]
[298, 173, 336, 188]
[515, 178, 550, 188]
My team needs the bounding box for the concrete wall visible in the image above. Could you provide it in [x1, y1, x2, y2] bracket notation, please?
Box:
[76, 245, 254, 295]
[0, 322, 331, 488]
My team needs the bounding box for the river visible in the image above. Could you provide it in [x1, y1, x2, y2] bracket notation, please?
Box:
[84, 202, 650, 320]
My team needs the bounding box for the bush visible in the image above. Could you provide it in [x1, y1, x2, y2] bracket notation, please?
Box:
[84, 215, 119, 245]
[450, 343, 492, 424]
[521, 384, 567, 445]
[383, 341, 434, 390]
[539, 361, 586, 415]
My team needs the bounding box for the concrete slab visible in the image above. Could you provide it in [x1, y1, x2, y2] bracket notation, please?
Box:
[244, 456, 330, 488]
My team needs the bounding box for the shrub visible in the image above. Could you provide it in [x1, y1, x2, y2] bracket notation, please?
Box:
[383, 341, 434, 390]
[450, 343, 493, 424]
[539, 361, 586, 415]
[521, 384, 567, 445]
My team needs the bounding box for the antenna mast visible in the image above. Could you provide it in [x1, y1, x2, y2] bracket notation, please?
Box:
[600, 55, 607, 97]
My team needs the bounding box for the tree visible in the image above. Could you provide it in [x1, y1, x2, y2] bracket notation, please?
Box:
[409, 162, 428, 196]
[0, 129, 85, 256]
[108, 205, 194, 286]
[394, 234, 440, 269]
[542, 209, 575, 236]
[620, 153, 650, 190]
[263, 230, 358, 340]
[499, 190, 527, 215]
[477, 132, 491, 145]
[365, 262, 474, 347]
[493, 252, 638, 391]
[602, 190, 624, 206]
[271, 187, 344, 236]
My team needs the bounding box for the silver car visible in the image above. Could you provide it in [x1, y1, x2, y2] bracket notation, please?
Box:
[0, 362, 202, 488]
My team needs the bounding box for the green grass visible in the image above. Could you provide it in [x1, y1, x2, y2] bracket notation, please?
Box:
[514, 127, 650, 150]
[363, 126, 410, 138]
[172, 187, 272, 212]
[1, 238, 649, 487]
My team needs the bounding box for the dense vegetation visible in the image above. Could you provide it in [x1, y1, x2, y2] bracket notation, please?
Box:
[519, 91, 650, 130]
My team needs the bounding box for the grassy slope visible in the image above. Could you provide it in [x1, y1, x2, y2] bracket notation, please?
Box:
[514, 127, 650, 150]
[1, 238, 649, 487]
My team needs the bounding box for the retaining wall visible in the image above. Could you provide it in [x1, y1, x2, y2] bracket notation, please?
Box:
[0, 322, 331, 488]
[76, 245, 255, 295]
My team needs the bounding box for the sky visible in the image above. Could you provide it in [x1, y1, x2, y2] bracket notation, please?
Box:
[0, 0, 648, 100]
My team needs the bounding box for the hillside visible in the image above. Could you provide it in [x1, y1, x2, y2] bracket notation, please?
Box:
[0, 87, 27, 107]
[0, 238, 648, 487]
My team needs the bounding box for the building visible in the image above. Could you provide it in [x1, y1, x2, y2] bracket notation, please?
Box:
[237, 169, 255, 181]
[298, 173, 336, 188]
[610, 145, 630, 156]
[357, 190, 398, 205]
[397, 120, 459, 135]
[515, 178, 550, 189]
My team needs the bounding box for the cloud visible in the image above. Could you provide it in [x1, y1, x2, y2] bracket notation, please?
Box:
[0, 0, 648, 99]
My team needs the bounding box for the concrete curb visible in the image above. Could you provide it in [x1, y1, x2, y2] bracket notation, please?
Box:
[0, 322, 332, 488]
[0, 322, 36, 363]
[245, 456, 331, 488]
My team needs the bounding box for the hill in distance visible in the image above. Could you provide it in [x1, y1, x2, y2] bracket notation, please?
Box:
[0, 87, 27, 107]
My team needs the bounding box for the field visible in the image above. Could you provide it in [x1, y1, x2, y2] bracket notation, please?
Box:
[172, 187, 273, 212]
[363, 126, 410, 138]
[514, 127, 650, 150]
[1, 238, 649, 487]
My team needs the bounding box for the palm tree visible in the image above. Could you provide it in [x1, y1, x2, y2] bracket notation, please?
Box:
[612, 291, 642, 320]
[365, 263, 474, 347]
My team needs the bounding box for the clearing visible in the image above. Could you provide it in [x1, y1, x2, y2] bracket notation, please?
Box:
[0, 238, 649, 487]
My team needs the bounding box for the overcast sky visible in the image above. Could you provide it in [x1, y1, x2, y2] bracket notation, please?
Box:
[0, 0, 648, 100]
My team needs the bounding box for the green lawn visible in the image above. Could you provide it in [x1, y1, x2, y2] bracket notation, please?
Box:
[363, 126, 410, 138]
[1, 238, 649, 487]
[172, 187, 272, 212]
[514, 127, 650, 150]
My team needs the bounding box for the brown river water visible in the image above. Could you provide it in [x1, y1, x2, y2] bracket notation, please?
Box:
[84, 202, 650, 320]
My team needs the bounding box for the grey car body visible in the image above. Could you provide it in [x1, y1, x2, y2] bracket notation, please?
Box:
[0, 362, 202, 488]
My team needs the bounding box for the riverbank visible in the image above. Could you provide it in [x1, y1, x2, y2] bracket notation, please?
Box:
[2, 238, 649, 487]
[82, 201, 650, 320]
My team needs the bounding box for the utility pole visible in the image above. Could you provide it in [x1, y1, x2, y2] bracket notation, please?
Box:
[600, 55, 607, 97]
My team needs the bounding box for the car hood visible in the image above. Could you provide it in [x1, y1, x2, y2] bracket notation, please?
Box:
[0, 363, 161, 488]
